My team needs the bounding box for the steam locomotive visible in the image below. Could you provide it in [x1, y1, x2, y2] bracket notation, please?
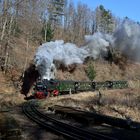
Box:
[30, 79, 128, 99]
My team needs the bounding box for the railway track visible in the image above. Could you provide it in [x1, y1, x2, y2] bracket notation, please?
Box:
[22, 101, 117, 140]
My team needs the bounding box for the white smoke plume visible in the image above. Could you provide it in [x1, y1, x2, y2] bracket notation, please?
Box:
[83, 32, 112, 59]
[34, 40, 89, 80]
[113, 19, 140, 61]
[34, 19, 140, 80]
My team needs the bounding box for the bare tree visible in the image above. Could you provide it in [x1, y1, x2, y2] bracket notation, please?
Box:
[0, 0, 118, 74]
[1, 0, 9, 41]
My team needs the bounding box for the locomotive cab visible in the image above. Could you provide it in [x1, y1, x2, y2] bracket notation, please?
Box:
[32, 79, 59, 99]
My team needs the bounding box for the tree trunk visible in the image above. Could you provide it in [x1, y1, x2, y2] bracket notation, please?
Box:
[1, 17, 7, 41]
[8, 15, 14, 35]
[45, 27, 47, 42]
[4, 50, 9, 74]
[23, 39, 29, 73]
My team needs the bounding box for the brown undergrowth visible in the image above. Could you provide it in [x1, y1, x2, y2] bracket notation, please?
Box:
[41, 88, 140, 122]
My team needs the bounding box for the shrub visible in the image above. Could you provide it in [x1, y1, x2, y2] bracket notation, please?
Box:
[85, 64, 96, 80]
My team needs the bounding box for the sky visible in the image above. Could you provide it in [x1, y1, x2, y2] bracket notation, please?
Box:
[73, 0, 140, 22]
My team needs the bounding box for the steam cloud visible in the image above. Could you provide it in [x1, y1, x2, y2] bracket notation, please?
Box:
[34, 40, 89, 80]
[113, 19, 140, 61]
[34, 19, 140, 80]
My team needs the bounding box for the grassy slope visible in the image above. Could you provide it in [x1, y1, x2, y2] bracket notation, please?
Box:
[0, 37, 140, 127]
[46, 61, 140, 122]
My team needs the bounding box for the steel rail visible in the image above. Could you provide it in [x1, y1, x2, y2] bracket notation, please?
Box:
[22, 101, 117, 140]
[31, 104, 117, 140]
[22, 102, 80, 140]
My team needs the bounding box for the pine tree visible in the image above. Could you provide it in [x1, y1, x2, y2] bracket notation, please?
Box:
[95, 5, 116, 33]
[48, 0, 65, 27]
[41, 22, 54, 42]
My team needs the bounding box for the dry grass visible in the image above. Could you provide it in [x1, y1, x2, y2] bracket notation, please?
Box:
[56, 60, 140, 82]
[41, 88, 140, 122]
[56, 64, 89, 81]
[0, 72, 24, 139]
[40, 61, 140, 122]
[0, 92, 24, 109]
[0, 57, 140, 139]
[128, 80, 140, 88]
[0, 72, 24, 110]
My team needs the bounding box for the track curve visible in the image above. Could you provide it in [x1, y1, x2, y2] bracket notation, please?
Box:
[22, 101, 117, 140]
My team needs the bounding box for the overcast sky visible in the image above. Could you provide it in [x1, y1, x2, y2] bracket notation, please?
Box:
[73, 0, 140, 22]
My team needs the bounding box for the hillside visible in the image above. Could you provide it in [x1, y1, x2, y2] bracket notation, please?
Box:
[1, 0, 140, 139]
[56, 60, 140, 82]
[0, 42, 140, 139]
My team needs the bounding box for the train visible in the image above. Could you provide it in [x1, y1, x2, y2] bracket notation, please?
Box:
[26, 79, 128, 99]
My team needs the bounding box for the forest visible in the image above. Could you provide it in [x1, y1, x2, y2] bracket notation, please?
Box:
[0, 0, 122, 75]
